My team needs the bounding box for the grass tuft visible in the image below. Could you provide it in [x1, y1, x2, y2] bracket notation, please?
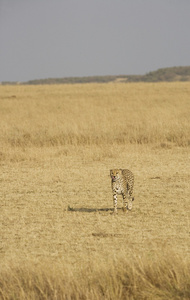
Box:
[0, 253, 189, 300]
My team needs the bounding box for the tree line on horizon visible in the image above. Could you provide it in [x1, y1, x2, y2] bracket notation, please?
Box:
[1, 66, 190, 85]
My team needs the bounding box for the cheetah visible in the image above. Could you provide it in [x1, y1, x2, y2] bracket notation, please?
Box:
[110, 169, 134, 213]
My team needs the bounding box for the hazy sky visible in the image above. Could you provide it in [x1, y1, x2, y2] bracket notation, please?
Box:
[0, 0, 190, 82]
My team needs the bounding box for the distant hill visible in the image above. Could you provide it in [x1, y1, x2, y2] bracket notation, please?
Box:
[134, 66, 190, 82]
[1, 66, 190, 85]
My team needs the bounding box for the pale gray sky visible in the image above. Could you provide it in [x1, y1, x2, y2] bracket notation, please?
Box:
[0, 0, 190, 82]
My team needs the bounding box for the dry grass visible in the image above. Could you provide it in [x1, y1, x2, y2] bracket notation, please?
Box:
[1, 253, 190, 300]
[0, 82, 190, 299]
[0, 82, 190, 149]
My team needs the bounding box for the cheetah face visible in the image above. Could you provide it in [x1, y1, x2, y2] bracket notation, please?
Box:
[110, 169, 122, 182]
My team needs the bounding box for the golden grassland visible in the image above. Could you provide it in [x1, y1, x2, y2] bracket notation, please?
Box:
[0, 82, 190, 299]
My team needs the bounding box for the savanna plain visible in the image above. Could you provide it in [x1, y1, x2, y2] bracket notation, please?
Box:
[0, 82, 190, 299]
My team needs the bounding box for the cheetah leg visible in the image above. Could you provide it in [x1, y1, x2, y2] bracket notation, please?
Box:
[113, 194, 118, 213]
[122, 194, 128, 212]
[122, 192, 133, 211]
[127, 192, 133, 211]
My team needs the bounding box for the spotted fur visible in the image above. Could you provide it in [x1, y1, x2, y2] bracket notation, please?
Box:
[110, 169, 134, 213]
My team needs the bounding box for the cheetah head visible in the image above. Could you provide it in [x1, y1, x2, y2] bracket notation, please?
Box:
[110, 169, 122, 182]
